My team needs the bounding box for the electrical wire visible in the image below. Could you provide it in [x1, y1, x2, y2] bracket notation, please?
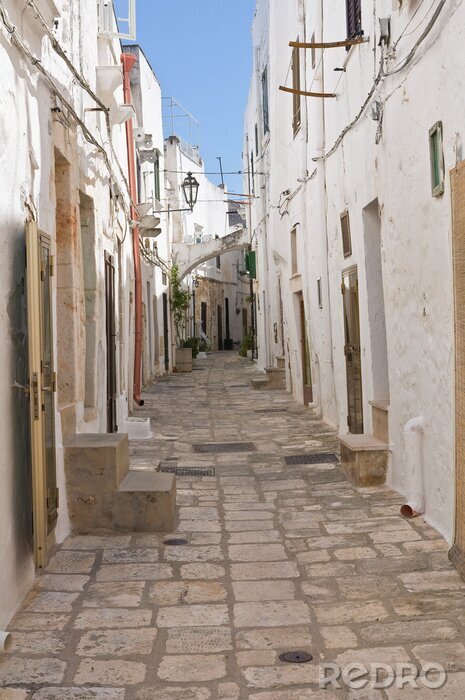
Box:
[0, 0, 135, 228]
[316, 0, 448, 160]
[163, 169, 266, 176]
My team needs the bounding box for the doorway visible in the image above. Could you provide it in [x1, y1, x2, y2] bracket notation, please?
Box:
[217, 305, 223, 350]
[162, 292, 169, 370]
[298, 294, 313, 404]
[105, 253, 117, 433]
[26, 222, 58, 568]
[450, 160, 465, 577]
[342, 266, 363, 433]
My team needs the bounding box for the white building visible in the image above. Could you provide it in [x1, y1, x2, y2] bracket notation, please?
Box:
[245, 0, 464, 552]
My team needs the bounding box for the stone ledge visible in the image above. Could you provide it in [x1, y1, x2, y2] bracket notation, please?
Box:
[339, 434, 389, 487]
[339, 434, 390, 452]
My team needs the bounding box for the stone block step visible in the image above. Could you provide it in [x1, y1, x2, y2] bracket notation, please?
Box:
[339, 433, 390, 487]
[64, 433, 176, 533]
[265, 367, 286, 390]
[115, 471, 176, 532]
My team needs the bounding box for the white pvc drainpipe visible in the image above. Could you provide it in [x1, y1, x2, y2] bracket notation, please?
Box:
[0, 630, 12, 653]
[400, 416, 425, 518]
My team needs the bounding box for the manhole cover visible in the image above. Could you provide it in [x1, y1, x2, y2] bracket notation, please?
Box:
[193, 442, 256, 454]
[255, 408, 288, 414]
[279, 651, 313, 664]
[164, 538, 188, 546]
[160, 466, 216, 477]
[284, 452, 339, 465]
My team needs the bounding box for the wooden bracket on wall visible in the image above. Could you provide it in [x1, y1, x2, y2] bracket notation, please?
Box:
[289, 37, 368, 50]
[279, 86, 337, 99]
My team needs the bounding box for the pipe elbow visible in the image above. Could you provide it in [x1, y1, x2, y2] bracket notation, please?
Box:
[0, 630, 12, 653]
[403, 415, 425, 434]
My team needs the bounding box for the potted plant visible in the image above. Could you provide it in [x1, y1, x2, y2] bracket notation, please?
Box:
[170, 265, 193, 372]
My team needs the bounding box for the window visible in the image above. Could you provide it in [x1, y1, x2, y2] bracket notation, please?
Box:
[346, 0, 362, 40]
[429, 121, 445, 196]
[250, 152, 255, 195]
[317, 277, 323, 309]
[311, 32, 316, 69]
[154, 152, 161, 202]
[341, 211, 352, 258]
[98, 0, 136, 40]
[261, 67, 269, 135]
[254, 124, 259, 156]
[291, 228, 298, 275]
[215, 235, 221, 269]
[292, 44, 301, 135]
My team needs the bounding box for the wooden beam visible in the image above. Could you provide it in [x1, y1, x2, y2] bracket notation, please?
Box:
[279, 85, 337, 99]
[289, 37, 368, 49]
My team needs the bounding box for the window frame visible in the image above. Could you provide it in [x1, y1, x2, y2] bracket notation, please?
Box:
[429, 121, 445, 197]
[341, 211, 352, 258]
[261, 67, 270, 135]
[292, 43, 302, 136]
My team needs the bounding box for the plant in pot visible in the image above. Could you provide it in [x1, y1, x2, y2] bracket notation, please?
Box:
[170, 265, 193, 372]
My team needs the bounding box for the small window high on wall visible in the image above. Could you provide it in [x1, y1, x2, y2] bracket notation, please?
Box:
[261, 67, 270, 135]
[346, 0, 362, 40]
[292, 44, 301, 136]
[429, 121, 445, 196]
[341, 211, 352, 258]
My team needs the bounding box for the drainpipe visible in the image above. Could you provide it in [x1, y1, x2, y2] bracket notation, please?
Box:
[121, 52, 144, 406]
[400, 416, 425, 518]
[0, 631, 12, 653]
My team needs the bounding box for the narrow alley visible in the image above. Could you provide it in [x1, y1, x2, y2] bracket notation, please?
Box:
[2, 353, 465, 698]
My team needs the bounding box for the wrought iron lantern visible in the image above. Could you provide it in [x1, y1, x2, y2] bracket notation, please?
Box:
[181, 172, 199, 210]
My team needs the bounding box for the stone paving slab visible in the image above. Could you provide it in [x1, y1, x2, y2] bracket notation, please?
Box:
[2, 353, 465, 697]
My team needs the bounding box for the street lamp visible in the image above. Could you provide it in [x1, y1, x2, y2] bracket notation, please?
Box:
[153, 171, 200, 215]
[181, 172, 200, 210]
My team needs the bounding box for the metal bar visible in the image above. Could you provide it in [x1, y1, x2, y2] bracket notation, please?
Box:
[289, 37, 368, 49]
[279, 85, 337, 98]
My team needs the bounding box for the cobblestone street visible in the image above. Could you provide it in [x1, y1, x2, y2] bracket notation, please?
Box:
[2, 353, 465, 698]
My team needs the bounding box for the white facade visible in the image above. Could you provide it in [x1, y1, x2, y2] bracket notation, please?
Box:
[245, 0, 461, 540]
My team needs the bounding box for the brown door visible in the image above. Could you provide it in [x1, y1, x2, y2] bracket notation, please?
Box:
[299, 295, 313, 404]
[105, 252, 117, 433]
[217, 305, 223, 350]
[450, 160, 465, 578]
[26, 223, 58, 567]
[342, 267, 363, 433]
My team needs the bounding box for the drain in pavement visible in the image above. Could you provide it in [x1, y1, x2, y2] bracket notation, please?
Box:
[255, 408, 288, 414]
[163, 538, 188, 546]
[279, 651, 313, 664]
[284, 452, 339, 465]
[193, 442, 256, 454]
[160, 466, 216, 477]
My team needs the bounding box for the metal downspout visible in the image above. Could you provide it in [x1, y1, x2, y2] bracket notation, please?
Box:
[121, 52, 144, 406]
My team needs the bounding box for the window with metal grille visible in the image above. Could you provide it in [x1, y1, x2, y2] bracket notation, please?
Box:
[261, 67, 270, 135]
[429, 121, 445, 197]
[346, 0, 362, 40]
[341, 211, 352, 258]
[292, 45, 301, 135]
[154, 153, 161, 202]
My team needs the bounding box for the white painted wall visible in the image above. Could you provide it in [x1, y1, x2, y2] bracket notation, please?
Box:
[245, 0, 461, 540]
[0, 0, 134, 625]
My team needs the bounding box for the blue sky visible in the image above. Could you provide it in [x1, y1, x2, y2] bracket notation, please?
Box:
[122, 0, 256, 191]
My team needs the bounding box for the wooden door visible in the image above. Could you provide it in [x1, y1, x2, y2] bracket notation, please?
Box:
[26, 223, 58, 568]
[299, 295, 313, 404]
[162, 292, 169, 370]
[217, 305, 223, 350]
[450, 160, 465, 578]
[342, 267, 363, 433]
[105, 252, 117, 433]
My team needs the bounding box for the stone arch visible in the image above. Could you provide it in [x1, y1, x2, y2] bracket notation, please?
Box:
[172, 227, 250, 280]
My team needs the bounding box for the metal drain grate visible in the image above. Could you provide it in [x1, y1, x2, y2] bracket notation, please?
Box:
[284, 452, 339, 465]
[228, 384, 250, 388]
[255, 408, 288, 414]
[160, 466, 216, 477]
[164, 538, 188, 546]
[279, 651, 313, 664]
[193, 442, 256, 454]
